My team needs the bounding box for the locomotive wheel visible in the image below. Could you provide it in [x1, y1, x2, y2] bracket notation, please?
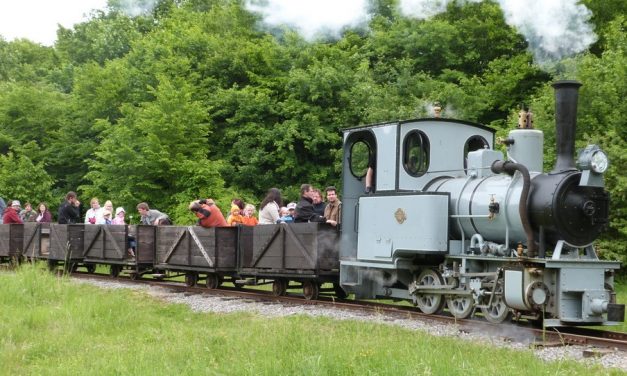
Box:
[302, 280, 319, 300]
[272, 279, 287, 296]
[110, 265, 121, 278]
[414, 269, 445, 314]
[480, 285, 511, 324]
[333, 283, 348, 299]
[446, 295, 474, 319]
[185, 272, 198, 287]
[206, 274, 219, 289]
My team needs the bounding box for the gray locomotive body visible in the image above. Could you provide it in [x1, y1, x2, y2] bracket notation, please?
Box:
[339, 81, 624, 326]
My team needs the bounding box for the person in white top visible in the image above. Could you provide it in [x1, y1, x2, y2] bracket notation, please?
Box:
[258, 188, 283, 224]
[84, 197, 104, 224]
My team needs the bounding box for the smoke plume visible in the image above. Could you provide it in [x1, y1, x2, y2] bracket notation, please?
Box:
[113, 0, 159, 17]
[246, 0, 597, 66]
[245, 0, 370, 40]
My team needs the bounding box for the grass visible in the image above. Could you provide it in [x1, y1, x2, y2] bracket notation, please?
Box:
[0, 265, 623, 375]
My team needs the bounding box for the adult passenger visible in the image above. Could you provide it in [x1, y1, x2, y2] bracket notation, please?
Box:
[294, 184, 329, 223]
[3, 200, 23, 224]
[258, 188, 282, 224]
[84, 197, 103, 224]
[137, 202, 171, 225]
[323, 186, 341, 227]
[58, 192, 81, 224]
[36, 202, 52, 223]
[19, 202, 38, 222]
[103, 200, 114, 217]
[311, 188, 326, 216]
[189, 199, 227, 228]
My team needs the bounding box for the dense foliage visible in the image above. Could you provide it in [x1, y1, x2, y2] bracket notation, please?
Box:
[0, 0, 624, 262]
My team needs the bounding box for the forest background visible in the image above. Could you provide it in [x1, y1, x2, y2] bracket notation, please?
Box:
[0, 0, 625, 264]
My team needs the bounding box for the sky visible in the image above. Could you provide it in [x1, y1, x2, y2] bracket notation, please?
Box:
[0, 0, 108, 46]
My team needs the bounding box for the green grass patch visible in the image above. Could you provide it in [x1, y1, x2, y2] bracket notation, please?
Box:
[1, 266, 621, 375]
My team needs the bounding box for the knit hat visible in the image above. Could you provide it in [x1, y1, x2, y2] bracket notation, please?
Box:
[115, 207, 125, 215]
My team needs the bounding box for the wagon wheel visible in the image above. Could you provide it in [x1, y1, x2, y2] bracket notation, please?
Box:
[272, 279, 288, 296]
[206, 273, 219, 289]
[333, 283, 348, 299]
[185, 272, 198, 287]
[480, 282, 511, 324]
[110, 265, 121, 278]
[302, 280, 319, 300]
[86, 264, 97, 274]
[414, 269, 445, 315]
[446, 295, 474, 319]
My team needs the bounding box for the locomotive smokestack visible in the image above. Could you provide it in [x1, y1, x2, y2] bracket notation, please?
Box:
[551, 80, 582, 173]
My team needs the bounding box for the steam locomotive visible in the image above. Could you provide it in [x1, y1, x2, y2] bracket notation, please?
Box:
[339, 80, 623, 326]
[0, 80, 623, 327]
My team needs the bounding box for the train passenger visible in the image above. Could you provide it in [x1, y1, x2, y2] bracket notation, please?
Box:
[0, 197, 5, 224]
[102, 210, 113, 224]
[227, 204, 244, 226]
[241, 204, 258, 226]
[103, 200, 114, 217]
[259, 188, 282, 224]
[137, 202, 171, 225]
[277, 203, 295, 223]
[58, 191, 81, 224]
[189, 199, 227, 227]
[3, 200, 23, 224]
[294, 184, 329, 223]
[311, 188, 326, 216]
[323, 186, 341, 227]
[112, 207, 126, 225]
[84, 197, 104, 224]
[19, 202, 38, 222]
[36, 202, 52, 223]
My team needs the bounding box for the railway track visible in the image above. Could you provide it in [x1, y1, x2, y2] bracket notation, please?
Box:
[69, 271, 627, 352]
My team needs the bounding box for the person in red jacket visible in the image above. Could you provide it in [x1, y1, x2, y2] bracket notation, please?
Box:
[189, 199, 227, 227]
[3, 200, 23, 224]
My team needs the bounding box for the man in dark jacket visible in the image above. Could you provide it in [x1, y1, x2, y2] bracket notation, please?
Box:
[58, 191, 81, 224]
[294, 184, 328, 223]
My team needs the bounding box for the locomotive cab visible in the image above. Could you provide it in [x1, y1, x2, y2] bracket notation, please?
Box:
[340, 118, 496, 299]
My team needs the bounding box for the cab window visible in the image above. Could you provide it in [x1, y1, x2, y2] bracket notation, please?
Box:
[350, 140, 371, 179]
[403, 130, 429, 177]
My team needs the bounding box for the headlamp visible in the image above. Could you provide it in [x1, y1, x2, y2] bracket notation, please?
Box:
[577, 145, 609, 174]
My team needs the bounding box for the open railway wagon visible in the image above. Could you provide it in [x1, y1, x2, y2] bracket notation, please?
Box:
[48, 224, 86, 272]
[154, 226, 238, 288]
[22, 222, 50, 261]
[0, 224, 24, 265]
[238, 223, 344, 300]
[82, 224, 156, 279]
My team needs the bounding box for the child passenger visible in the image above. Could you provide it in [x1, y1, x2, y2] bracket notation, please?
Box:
[241, 204, 258, 226]
[112, 207, 126, 225]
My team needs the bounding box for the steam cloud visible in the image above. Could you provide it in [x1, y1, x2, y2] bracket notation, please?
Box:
[246, 0, 597, 66]
[114, 0, 159, 17]
[245, 0, 370, 40]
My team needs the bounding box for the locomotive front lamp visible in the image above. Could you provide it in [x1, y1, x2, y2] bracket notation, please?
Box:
[577, 144, 608, 187]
